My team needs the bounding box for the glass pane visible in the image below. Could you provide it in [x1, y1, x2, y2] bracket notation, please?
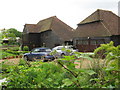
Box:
[46, 49, 51, 52]
[33, 48, 40, 52]
[90, 40, 96, 45]
[96, 40, 104, 44]
[82, 40, 88, 45]
[78, 40, 82, 44]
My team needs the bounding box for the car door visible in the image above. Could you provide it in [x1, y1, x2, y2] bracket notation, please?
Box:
[31, 48, 45, 60]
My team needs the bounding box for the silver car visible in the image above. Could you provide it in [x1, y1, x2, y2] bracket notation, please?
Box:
[51, 46, 78, 58]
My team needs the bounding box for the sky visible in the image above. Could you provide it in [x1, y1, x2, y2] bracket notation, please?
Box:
[0, 0, 119, 32]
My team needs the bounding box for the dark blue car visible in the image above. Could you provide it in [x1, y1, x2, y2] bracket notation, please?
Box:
[23, 47, 55, 62]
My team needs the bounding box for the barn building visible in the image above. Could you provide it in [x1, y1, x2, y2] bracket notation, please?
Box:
[73, 9, 120, 52]
[22, 16, 74, 50]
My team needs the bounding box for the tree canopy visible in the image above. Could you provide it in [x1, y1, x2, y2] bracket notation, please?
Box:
[1, 28, 22, 45]
[2, 28, 22, 39]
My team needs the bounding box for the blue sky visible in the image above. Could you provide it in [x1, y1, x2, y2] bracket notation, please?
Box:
[0, 0, 119, 31]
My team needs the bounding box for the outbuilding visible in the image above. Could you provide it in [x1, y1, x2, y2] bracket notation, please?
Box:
[22, 16, 74, 50]
[73, 9, 120, 52]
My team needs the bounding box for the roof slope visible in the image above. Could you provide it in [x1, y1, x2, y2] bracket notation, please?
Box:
[23, 24, 37, 33]
[79, 9, 101, 25]
[23, 16, 74, 40]
[36, 16, 54, 32]
[50, 16, 74, 40]
[75, 9, 119, 37]
[75, 21, 111, 37]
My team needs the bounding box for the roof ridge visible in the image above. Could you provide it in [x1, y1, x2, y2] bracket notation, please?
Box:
[78, 10, 100, 25]
[97, 9, 111, 12]
[55, 16, 73, 30]
[37, 16, 56, 24]
[78, 9, 119, 25]
[97, 9, 119, 18]
[25, 24, 36, 25]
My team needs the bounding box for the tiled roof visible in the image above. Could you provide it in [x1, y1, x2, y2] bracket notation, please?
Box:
[75, 9, 119, 37]
[75, 21, 111, 37]
[79, 9, 101, 25]
[50, 16, 74, 40]
[36, 16, 54, 32]
[23, 16, 74, 40]
[23, 24, 37, 33]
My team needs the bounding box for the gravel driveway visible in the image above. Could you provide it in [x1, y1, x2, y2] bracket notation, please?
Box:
[0, 58, 21, 64]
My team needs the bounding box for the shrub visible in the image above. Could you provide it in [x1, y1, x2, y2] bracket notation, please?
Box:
[3, 62, 67, 88]
[94, 41, 113, 58]
[23, 46, 29, 51]
[91, 41, 120, 88]
[2, 42, 120, 88]
[1, 50, 30, 59]
[8, 47, 19, 51]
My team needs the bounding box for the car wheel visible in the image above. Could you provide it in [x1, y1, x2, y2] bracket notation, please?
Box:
[24, 56, 29, 61]
[43, 60, 48, 62]
[61, 53, 65, 58]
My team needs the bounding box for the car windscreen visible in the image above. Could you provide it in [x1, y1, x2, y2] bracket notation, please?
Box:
[45, 49, 51, 52]
[32, 48, 51, 52]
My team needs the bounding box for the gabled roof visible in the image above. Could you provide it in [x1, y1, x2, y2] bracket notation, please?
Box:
[78, 9, 118, 25]
[75, 21, 111, 37]
[23, 24, 37, 33]
[75, 9, 119, 37]
[23, 16, 74, 40]
[79, 9, 101, 25]
[36, 16, 54, 32]
[50, 16, 74, 40]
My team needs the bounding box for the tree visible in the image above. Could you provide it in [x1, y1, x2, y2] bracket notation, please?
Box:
[1, 28, 22, 45]
[7, 28, 22, 38]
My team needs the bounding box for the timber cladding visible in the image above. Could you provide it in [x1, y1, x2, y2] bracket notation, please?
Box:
[22, 16, 74, 50]
[73, 9, 120, 52]
[22, 9, 120, 51]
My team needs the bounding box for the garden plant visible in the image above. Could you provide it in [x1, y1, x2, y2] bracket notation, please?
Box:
[1, 41, 120, 88]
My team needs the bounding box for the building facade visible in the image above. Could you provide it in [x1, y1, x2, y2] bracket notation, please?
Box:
[22, 16, 74, 50]
[73, 9, 120, 52]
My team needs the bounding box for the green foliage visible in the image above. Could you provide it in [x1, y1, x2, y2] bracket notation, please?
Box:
[7, 28, 22, 38]
[8, 46, 20, 51]
[91, 41, 120, 88]
[2, 42, 120, 88]
[1, 28, 22, 45]
[2, 56, 94, 88]
[3, 62, 66, 88]
[5, 50, 29, 55]
[94, 41, 120, 60]
[23, 46, 29, 51]
[0, 33, 2, 44]
[1, 50, 16, 59]
[1, 28, 22, 38]
[1, 49, 29, 59]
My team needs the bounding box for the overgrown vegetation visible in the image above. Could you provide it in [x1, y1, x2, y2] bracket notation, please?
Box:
[1, 28, 22, 45]
[1, 41, 120, 88]
[23, 46, 29, 51]
[1, 46, 29, 59]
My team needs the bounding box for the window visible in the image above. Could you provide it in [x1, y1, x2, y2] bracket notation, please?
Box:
[96, 39, 104, 45]
[76, 40, 79, 45]
[32, 48, 40, 52]
[76, 40, 83, 45]
[46, 49, 51, 52]
[104, 39, 110, 44]
[90, 40, 96, 45]
[78, 40, 82, 44]
[82, 40, 88, 45]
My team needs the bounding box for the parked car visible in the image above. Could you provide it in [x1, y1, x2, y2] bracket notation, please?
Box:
[51, 45, 78, 58]
[23, 47, 55, 62]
